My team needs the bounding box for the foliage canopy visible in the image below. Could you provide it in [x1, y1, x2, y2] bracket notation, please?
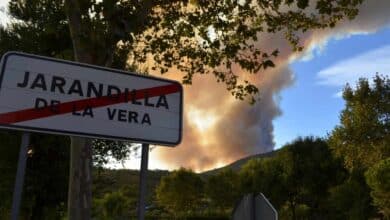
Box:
[329, 75, 390, 172]
[365, 158, 390, 218]
[2, 0, 364, 102]
[155, 168, 204, 216]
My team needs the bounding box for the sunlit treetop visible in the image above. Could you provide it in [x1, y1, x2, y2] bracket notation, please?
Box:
[329, 75, 390, 172]
[3, 0, 364, 102]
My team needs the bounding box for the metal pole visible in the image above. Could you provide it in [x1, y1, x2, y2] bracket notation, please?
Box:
[137, 143, 149, 220]
[11, 132, 31, 220]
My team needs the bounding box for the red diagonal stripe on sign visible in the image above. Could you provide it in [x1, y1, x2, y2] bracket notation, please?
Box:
[0, 83, 181, 124]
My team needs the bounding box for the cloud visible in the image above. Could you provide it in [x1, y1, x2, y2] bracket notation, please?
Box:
[317, 45, 390, 87]
[333, 91, 343, 98]
[0, 5, 8, 27]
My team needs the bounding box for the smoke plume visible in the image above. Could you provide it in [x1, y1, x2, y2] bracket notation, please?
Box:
[150, 0, 390, 171]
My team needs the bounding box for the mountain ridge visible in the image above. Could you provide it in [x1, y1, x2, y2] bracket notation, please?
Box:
[201, 150, 278, 176]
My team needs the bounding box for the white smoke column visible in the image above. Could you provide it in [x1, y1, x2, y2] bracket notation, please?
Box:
[151, 45, 294, 171]
[150, 0, 390, 172]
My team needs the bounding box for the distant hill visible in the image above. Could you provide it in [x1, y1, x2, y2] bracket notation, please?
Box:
[93, 168, 169, 201]
[93, 149, 279, 196]
[201, 150, 278, 176]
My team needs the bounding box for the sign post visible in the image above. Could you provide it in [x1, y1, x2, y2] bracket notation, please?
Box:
[10, 132, 30, 220]
[0, 52, 183, 219]
[137, 143, 149, 220]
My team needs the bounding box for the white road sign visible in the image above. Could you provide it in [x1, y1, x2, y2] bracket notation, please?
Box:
[0, 52, 183, 145]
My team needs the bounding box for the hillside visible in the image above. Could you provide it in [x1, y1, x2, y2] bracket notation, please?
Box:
[92, 150, 279, 199]
[201, 150, 278, 176]
[93, 168, 169, 201]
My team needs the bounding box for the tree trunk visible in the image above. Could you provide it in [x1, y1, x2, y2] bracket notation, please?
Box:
[31, 194, 43, 220]
[64, 0, 94, 219]
[291, 201, 296, 220]
[64, 0, 118, 218]
[67, 137, 92, 220]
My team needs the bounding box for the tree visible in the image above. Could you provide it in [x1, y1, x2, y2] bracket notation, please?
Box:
[239, 156, 287, 209]
[278, 137, 345, 219]
[2, 0, 365, 101]
[239, 137, 344, 220]
[205, 169, 240, 211]
[2, 0, 365, 218]
[94, 190, 131, 219]
[327, 175, 373, 220]
[0, 1, 131, 217]
[92, 140, 136, 170]
[326, 75, 389, 219]
[328, 75, 390, 172]
[0, 131, 70, 220]
[155, 168, 204, 216]
[365, 158, 390, 218]
[0, 131, 22, 219]
[25, 133, 70, 220]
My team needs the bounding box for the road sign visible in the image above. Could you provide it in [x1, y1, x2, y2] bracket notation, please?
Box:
[233, 193, 278, 220]
[255, 193, 278, 220]
[0, 52, 183, 145]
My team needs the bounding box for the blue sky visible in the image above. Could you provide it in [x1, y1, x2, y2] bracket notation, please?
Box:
[273, 27, 390, 148]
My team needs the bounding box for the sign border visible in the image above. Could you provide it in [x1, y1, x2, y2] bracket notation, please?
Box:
[0, 51, 183, 146]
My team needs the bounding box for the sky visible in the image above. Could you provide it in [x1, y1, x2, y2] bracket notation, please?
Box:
[1, 0, 390, 172]
[274, 27, 390, 149]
